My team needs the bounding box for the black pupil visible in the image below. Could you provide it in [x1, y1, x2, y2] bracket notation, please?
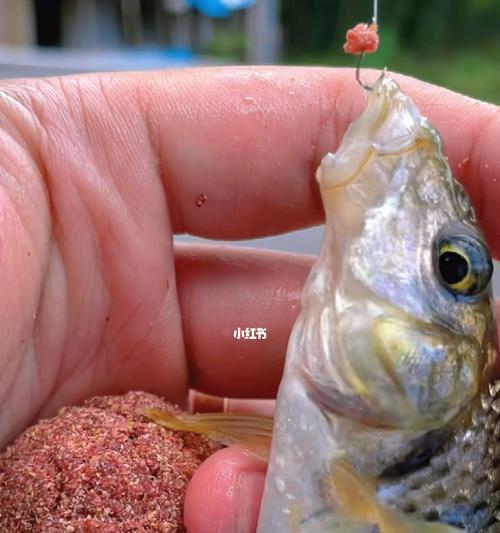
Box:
[439, 251, 469, 285]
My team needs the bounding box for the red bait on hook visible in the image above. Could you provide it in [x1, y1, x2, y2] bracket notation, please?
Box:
[343, 22, 379, 55]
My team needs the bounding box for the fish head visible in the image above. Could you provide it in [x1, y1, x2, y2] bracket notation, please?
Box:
[304, 77, 496, 430]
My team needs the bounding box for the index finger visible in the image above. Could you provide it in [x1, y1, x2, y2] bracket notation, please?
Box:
[140, 67, 500, 254]
[6, 67, 498, 253]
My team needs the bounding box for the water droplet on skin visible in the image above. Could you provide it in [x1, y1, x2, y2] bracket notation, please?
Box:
[276, 476, 286, 492]
[195, 193, 208, 207]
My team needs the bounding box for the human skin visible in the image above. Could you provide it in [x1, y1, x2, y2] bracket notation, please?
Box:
[0, 67, 498, 532]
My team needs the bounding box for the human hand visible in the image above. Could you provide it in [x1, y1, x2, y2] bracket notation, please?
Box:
[0, 67, 498, 532]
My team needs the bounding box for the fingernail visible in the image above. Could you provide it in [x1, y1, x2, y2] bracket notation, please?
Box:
[188, 390, 225, 413]
[235, 469, 266, 533]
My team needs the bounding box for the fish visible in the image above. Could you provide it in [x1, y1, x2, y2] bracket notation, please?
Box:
[145, 75, 498, 532]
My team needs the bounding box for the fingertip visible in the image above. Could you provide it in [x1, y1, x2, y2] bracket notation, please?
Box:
[184, 446, 266, 533]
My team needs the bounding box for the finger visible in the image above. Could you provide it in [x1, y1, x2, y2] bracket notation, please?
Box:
[174, 243, 313, 398]
[190, 390, 276, 416]
[184, 446, 266, 533]
[138, 67, 500, 253]
[222, 398, 275, 416]
[10, 68, 498, 250]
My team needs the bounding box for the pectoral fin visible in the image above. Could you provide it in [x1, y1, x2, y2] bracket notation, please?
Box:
[327, 460, 382, 526]
[144, 408, 273, 461]
[327, 460, 461, 533]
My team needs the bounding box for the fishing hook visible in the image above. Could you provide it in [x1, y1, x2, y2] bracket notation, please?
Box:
[354, 0, 384, 91]
[355, 53, 386, 91]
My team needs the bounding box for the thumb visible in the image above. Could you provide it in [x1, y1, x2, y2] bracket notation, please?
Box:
[184, 446, 266, 533]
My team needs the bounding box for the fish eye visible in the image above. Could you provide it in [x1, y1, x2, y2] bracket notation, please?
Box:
[436, 235, 493, 297]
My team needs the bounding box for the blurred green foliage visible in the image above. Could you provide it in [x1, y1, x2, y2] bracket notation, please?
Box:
[280, 0, 500, 104]
[206, 29, 247, 61]
[282, 0, 500, 55]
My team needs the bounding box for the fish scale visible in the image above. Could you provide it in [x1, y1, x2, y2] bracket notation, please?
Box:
[380, 381, 500, 532]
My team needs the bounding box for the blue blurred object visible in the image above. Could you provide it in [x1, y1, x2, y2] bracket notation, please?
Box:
[186, 0, 256, 18]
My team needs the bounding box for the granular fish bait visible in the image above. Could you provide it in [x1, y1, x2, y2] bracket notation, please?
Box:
[0, 391, 219, 532]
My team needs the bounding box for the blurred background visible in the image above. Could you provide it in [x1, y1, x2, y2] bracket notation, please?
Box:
[1, 0, 499, 101]
[0, 0, 499, 291]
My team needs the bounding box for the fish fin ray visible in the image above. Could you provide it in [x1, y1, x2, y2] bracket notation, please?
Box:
[143, 408, 273, 460]
[327, 460, 461, 533]
[327, 459, 381, 525]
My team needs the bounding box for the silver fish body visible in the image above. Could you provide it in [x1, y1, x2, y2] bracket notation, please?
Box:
[257, 77, 497, 532]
